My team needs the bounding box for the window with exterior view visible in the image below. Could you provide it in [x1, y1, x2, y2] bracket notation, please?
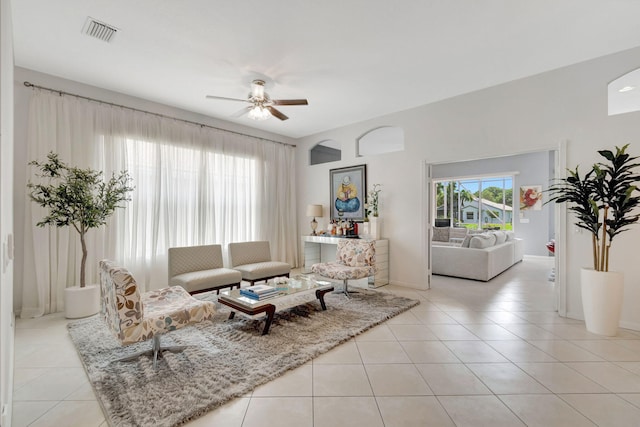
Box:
[434, 176, 513, 230]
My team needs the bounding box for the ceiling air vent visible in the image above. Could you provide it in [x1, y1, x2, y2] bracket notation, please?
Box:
[82, 17, 118, 43]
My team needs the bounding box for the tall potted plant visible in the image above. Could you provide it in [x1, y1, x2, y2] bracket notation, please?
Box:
[547, 144, 640, 335]
[28, 152, 133, 318]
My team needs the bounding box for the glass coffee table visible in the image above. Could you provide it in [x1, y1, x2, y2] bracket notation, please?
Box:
[218, 275, 334, 335]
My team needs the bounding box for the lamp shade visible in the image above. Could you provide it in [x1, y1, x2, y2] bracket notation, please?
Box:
[306, 204, 323, 217]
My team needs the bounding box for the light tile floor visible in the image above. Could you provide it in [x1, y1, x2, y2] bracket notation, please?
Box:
[12, 257, 640, 426]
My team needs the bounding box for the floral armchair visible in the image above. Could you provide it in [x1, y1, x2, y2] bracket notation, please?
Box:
[99, 259, 216, 368]
[310, 239, 376, 297]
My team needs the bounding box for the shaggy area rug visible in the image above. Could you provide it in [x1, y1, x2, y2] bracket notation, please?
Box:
[68, 289, 420, 427]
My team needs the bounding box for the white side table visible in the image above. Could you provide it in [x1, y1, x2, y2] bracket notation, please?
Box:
[301, 236, 389, 287]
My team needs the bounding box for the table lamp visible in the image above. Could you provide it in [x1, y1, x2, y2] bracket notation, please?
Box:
[306, 204, 323, 235]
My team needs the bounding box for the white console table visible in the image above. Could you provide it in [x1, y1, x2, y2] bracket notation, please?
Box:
[301, 236, 389, 288]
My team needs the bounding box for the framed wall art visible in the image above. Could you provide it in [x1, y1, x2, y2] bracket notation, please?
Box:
[330, 164, 367, 221]
[520, 185, 543, 210]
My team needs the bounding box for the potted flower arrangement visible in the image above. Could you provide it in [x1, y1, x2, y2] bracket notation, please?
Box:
[366, 183, 382, 217]
[363, 184, 382, 238]
[28, 152, 133, 318]
[547, 144, 640, 335]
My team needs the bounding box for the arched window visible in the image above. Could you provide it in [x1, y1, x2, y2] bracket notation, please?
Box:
[310, 139, 341, 165]
[608, 68, 640, 116]
[357, 126, 405, 156]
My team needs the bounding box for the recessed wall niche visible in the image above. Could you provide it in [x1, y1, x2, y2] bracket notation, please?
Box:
[310, 139, 341, 165]
[608, 68, 640, 116]
[357, 126, 405, 157]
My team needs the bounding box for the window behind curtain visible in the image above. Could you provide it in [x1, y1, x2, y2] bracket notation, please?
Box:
[119, 136, 259, 265]
[23, 90, 297, 314]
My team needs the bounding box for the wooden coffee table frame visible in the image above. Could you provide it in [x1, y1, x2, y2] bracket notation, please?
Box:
[220, 286, 334, 335]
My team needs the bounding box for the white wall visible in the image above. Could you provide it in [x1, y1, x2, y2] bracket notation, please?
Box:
[12, 67, 295, 314]
[1, 0, 14, 423]
[296, 46, 640, 330]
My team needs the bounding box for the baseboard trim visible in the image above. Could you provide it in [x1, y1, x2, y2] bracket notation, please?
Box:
[619, 320, 640, 332]
[389, 280, 428, 291]
[565, 310, 584, 322]
[522, 254, 554, 261]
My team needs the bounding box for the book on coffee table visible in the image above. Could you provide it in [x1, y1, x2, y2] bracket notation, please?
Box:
[239, 284, 282, 300]
[239, 289, 280, 300]
[244, 284, 276, 294]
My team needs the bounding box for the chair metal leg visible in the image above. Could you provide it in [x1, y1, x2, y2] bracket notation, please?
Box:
[114, 335, 187, 369]
[332, 279, 358, 298]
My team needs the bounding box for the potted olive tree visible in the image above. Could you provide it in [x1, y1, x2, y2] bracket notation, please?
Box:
[28, 152, 133, 318]
[547, 144, 640, 335]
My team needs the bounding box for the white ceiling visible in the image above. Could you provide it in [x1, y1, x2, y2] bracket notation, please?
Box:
[12, 0, 640, 139]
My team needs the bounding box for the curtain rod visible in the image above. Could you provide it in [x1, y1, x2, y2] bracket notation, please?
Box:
[23, 81, 296, 148]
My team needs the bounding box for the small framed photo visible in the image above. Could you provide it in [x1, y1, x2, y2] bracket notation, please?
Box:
[330, 164, 367, 221]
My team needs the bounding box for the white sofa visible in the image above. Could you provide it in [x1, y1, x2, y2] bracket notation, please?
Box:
[432, 231, 523, 281]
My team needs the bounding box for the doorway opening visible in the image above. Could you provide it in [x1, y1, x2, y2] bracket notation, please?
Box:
[423, 147, 565, 316]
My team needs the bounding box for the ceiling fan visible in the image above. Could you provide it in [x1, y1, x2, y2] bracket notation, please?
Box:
[206, 79, 308, 121]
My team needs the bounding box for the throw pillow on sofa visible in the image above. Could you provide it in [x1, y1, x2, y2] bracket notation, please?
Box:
[492, 230, 507, 244]
[461, 234, 472, 248]
[433, 227, 449, 242]
[449, 227, 468, 240]
[468, 229, 485, 235]
[469, 233, 496, 249]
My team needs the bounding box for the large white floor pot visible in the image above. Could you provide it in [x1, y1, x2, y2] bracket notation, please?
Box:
[580, 268, 624, 336]
[64, 284, 100, 319]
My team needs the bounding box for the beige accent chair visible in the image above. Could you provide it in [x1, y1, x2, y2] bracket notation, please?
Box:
[228, 241, 291, 285]
[99, 259, 216, 368]
[311, 239, 376, 298]
[168, 244, 242, 294]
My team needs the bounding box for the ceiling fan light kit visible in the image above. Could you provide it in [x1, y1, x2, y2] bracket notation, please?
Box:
[206, 79, 308, 121]
[247, 105, 270, 121]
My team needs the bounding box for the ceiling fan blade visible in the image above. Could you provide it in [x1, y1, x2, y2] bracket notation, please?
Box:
[272, 99, 309, 106]
[231, 106, 251, 118]
[205, 95, 250, 103]
[267, 106, 289, 121]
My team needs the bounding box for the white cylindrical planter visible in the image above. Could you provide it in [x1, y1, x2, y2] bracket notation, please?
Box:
[64, 284, 101, 319]
[580, 268, 624, 336]
[360, 221, 370, 237]
[369, 217, 381, 239]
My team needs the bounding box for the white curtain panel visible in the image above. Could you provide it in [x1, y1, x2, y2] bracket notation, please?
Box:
[21, 90, 297, 317]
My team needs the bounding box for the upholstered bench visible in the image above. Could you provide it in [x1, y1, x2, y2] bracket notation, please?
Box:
[228, 241, 291, 286]
[168, 244, 242, 294]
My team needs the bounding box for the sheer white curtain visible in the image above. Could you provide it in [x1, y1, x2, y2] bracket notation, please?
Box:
[21, 90, 297, 317]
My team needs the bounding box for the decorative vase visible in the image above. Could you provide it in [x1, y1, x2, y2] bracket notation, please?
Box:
[369, 216, 381, 239]
[360, 221, 370, 236]
[64, 284, 100, 319]
[580, 268, 624, 336]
